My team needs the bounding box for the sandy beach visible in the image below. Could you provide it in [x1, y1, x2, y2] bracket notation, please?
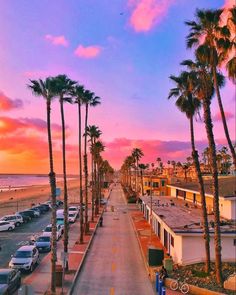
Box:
[0, 178, 82, 216]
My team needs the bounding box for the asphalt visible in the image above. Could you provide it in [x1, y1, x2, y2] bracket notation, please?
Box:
[72, 185, 156, 295]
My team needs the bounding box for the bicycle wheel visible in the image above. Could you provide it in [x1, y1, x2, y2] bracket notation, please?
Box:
[181, 283, 189, 294]
[170, 280, 178, 291]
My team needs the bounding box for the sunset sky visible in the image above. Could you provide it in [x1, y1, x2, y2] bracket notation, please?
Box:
[0, 0, 235, 174]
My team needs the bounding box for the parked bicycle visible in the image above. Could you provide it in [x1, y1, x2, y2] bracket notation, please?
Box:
[170, 278, 190, 294]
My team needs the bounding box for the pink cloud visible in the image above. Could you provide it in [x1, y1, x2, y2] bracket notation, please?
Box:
[74, 45, 101, 58]
[45, 34, 69, 47]
[0, 91, 23, 111]
[212, 111, 234, 122]
[129, 0, 174, 32]
[223, 0, 235, 9]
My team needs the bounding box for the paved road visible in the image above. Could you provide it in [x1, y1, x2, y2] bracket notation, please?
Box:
[72, 185, 155, 295]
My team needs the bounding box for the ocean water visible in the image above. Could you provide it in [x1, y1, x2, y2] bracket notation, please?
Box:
[0, 174, 76, 191]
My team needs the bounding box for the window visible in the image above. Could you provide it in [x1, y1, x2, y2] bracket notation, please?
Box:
[153, 182, 159, 188]
[171, 235, 174, 247]
[161, 180, 165, 187]
[164, 229, 168, 249]
[234, 239, 236, 246]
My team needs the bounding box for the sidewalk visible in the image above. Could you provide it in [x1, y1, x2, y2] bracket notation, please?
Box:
[130, 208, 181, 295]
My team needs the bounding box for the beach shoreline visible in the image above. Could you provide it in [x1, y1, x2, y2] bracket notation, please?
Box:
[0, 179, 81, 216]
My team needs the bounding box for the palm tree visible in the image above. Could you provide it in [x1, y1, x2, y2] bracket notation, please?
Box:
[132, 148, 144, 193]
[186, 8, 236, 171]
[182, 58, 224, 284]
[226, 7, 236, 83]
[71, 84, 85, 244]
[92, 141, 105, 214]
[53, 74, 76, 264]
[138, 163, 149, 195]
[83, 91, 101, 233]
[86, 125, 102, 221]
[28, 78, 57, 294]
[168, 70, 211, 272]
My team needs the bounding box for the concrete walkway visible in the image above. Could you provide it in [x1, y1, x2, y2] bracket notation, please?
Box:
[72, 184, 156, 295]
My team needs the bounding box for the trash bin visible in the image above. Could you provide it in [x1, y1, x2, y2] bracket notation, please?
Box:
[55, 264, 63, 287]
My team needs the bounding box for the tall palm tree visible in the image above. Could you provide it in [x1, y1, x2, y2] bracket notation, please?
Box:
[28, 78, 57, 294]
[131, 148, 144, 193]
[86, 125, 102, 221]
[182, 58, 225, 284]
[186, 8, 236, 170]
[71, 84, 85, 244]
[83, 91, 101, 233]
[53, 74, 76, 263]
[226, 7, 236, 83]
[91, 140, 105, 214]
[138, 163, 149, 196]
[168, 70, 211, 272]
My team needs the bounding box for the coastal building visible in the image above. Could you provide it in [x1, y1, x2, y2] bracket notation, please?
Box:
[140, 195, 236, 265]
[167, 176, 236, 220]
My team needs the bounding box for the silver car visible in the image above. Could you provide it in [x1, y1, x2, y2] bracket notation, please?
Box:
[9, 245, 39, 272]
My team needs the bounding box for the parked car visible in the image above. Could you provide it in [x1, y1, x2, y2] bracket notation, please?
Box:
[56, 200, 63, 206]
[28, 209, 40, 217]
[30, 207, 41, 216]
[68, 206, 79, 217]
[0, 215, 23, 227]
[19, 210, 35, 219]
[35, 236, 51, 253]
[9, 245, 39, 272]
[32, 206, 46, 214]
[42, 224, 63, 240]
[0, 221, 15, 232]
[17, 212, 31, 223]
[38, 204, 50, 212]
[0, 268, 21, 295]
[100, 198, 108, 205]
[68, 213, 77, 223]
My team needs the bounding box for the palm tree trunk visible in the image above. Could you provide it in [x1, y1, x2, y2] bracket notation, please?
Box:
[212, 65, 236, 171]
[190, 116, 211, 273]
[47, 100, 57, 295]
[91, 152, 94, 222]
[95, 161, 99, 215]
[60, 99, 69, 267]
[84, 104, 89, 233]
[141, 169, 144, 195]
[78, 101, 84, 244]
[202, 97, 223, 284]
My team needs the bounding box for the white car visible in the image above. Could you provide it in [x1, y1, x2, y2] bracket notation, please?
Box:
[0, 221, 15, 231]
[69, 206, 79, 217]
[0, 215, 23, 227]
[9, 245, 39, 272]
[68, 213, 77, 223]
[42, 224, 63, 240]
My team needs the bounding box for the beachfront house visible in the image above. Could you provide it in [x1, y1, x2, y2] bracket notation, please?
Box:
[140, 194, 236, 266]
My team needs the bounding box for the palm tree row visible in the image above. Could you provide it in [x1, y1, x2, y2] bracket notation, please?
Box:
[168, 6, 235, 285]
[28, 74, 104, 294]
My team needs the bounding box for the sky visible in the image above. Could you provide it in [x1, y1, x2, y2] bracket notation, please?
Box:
[0, 0, 235, 174]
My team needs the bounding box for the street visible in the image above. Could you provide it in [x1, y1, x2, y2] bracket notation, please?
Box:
[72, 184, 155, 295]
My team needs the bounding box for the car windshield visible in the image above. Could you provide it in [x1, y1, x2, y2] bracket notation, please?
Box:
[0, 274, 8, 284]
[14, 250, 32, 258]
[37, 236, 50, 242]
[45, 227, 52, 232]
[69, 213, 75, 217]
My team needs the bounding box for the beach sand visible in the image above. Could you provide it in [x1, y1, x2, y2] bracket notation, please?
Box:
[0, 178, 82, 216]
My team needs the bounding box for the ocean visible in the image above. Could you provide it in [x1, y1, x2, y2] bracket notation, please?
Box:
[0, 174, 77, 191]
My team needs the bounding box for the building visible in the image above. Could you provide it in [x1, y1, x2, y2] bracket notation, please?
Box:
[141, 175, 168, 196]
[167, 176, 236, 220]
[140, 195, 236, 265]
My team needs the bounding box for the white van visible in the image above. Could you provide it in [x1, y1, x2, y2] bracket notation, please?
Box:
[56, 209, 64, 218]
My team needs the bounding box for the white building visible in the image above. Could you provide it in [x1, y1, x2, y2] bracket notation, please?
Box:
[140, 195, 236, 265]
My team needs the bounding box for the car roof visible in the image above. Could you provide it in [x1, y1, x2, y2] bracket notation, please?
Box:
[0, 269, 13, 275]
[17, 245, 35, 251]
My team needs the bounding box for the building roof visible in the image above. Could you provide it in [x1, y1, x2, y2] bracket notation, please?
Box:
[168, 176, 236, 199]
[141, 195, 236, 235]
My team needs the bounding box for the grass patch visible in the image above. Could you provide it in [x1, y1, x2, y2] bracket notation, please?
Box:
[191, 269, 209, 278]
